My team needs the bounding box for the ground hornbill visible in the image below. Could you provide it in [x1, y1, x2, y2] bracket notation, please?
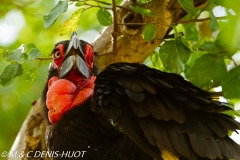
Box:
[41, 32, 240, 160]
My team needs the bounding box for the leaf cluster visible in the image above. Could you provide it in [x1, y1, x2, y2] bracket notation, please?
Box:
[0, 43, 41, 86]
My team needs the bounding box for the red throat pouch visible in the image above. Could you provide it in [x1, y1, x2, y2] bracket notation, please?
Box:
[46, 76, 96, 124]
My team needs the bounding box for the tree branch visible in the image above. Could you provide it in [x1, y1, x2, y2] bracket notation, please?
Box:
[112, 0, 118, 54]
[178, 16, 227, 24]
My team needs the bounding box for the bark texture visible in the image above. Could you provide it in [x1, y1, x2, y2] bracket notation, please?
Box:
[9, 0, 207, 159]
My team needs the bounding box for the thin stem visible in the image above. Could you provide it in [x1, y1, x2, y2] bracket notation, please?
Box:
[178, 16, 227, 24]
[118, 16, 227, 26]
[230, 57, 238, 67]
[35, 57, 52, 68]
[35, 57, 52, 61]
[95, 0, 131, 11]
[112, 0, 118, 54]
[85, 3, 112, 10]
[37, 60, 42, 68]
[118, 22, 169, 26]
[77, 0, 131, 11]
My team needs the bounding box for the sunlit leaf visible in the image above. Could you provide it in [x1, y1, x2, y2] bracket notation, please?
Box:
[150, 51, 166, 71]
[186, 54, 226, 89]
[26, 67, 38, 83]
[60, 8, 85, 35]
[222, 66, 240, 99]
[130, 6, 155, 16]
[75, 2, 85, 6]
[178, 0, 196, 15]
[0, 64, 23, 86]
[142, 24, 156, 42]
[5, 44, 41, 63]
[150, 51, 160, 67]
[159, 40, 191, 74]
[179, 37, 192, 50]
[137, 0, 151, 4]
[5, 46, 27, 64]
[97, 8, 113, 26]
[209, 11, 218, 32]
[43, 0, 68, 28]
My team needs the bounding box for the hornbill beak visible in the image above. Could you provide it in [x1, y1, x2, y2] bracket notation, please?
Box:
[59, 32, 89, 79]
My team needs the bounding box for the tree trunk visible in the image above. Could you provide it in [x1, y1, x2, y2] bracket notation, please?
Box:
[9, 0, 207, 159]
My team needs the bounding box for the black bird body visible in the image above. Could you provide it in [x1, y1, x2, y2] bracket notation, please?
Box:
[43, 100, 152, 160]
[93, 62, 240, 160]
[42, 33, 240, 160]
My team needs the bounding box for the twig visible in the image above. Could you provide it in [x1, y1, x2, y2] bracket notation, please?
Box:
[35, 57, 52, 68]
[112, 0, 117, 54]
[95, 0, 131, 11]
[230, 57, 238, 67]
[118, 16, 227, 26]
[37, 60, 42, 68]
[85, 3, 112, 10]
[178, 16, 227, 24]
[35, 57, 52, 61]
[117, 22, 169, 26]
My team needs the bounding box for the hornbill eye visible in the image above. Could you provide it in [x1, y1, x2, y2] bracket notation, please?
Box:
[54, 51, 61, 59]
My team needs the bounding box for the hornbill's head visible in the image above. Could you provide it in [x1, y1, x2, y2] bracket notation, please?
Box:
[51, 32, 98, 79]
[46, 32, 98, 124]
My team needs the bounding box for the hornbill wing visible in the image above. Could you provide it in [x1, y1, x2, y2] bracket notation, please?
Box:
[92, 62, 240, 160]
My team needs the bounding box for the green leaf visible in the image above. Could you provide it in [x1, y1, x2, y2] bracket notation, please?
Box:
[203, 0, 214, 10]
[150, 51, 167, 71]
[5, 44, 41, 63]
[116, 0, 124, 5]
[142, 24, 156, 42]
[75, 1, 85, 6]
[159, 40, 191, 74]
[185, 50, 207, 70]
[137, 0, 151, 4]
[6, 45, 28, 64]
[186, 54, 226, 89]
[209, 11, 218, 32]
[97, 8, 113, 26]
[150, 51, 160, 67]
[43, 0, 68, 28]
[195, 38, 220, 53]
[178, 0, 196, 15]
[25, 43, 41, 60]
[182, 15, 200, 41]
[179, 37, 192, 50]
[222, 66, 240, 99]
[26, 67, 38, 83]
[60, 8, 85, 35]
[130, 6, 155, 16]
[0, 64, 23, 86]
[29, 48, 41, 60]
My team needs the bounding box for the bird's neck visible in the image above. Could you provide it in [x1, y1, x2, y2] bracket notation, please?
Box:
[46, 75, 96, 124]
[47, 101, 116, 152]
